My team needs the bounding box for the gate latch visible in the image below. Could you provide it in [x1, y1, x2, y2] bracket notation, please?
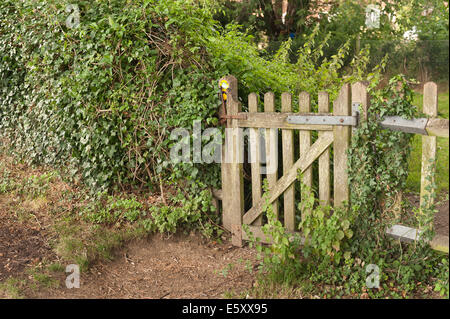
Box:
[218, 79, 247, 125]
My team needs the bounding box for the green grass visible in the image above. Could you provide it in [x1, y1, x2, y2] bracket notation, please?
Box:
[406, 92, 449, 195]
[0, 278, 25, 299]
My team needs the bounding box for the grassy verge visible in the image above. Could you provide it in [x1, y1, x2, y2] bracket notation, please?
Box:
[406, 92, 449, 195]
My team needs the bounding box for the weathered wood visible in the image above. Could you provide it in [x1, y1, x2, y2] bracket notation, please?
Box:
[386, 224, 422, 243]
[386, 224, 449, 254]
[264, 92, 279, 219]
[299, 92, 312, 220]
[281, 93, 295, 231]
[231, 224, 243, 247]
[420, 82, 438, 231]
[333, 84, 351, 207]
[220, 75, 237, 231]
[426, 118, 449, 138]
[351, 81, 369, 122]
[430, 234, 450, 254]
[220, 75, 244, 244]
[243, 131, 334, 225]
[249, 93, 262, 226]
[212, 188, 222, 200]
[318, 92, 330, 206]
[229, 92, 244, 246]
[242, 225, 304, 245]
[237, 112, 333, 130]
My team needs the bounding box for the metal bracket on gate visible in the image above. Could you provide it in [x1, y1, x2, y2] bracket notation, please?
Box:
[286, 102, 361, 127]
[286, 115, 358, 126]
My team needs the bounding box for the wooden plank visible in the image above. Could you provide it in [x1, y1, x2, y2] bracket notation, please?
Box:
[333, 84, 351, 207]
[229, 91, 244, 247]
[220, 75, 237, 231]
[212, 188, 222, 200]
[237, 112, 333, 130]
[264, 92, 279, 219]
[231, 224, 243, 247]
[243, 131, 334, 225]
[318, 92, 330, 206]
[386, 224, 422, 243]
[249, 93, 262, 226]
[299, 92, 312, 219]
[351, 81, 369, 122]
[242, 225, 304, 245]
[430, 234, 450, 254]
[386, 224, 449, 254]
[420, 82, 438, 231]
[426, 118, 449, 138]
[281, 93, 295, 231]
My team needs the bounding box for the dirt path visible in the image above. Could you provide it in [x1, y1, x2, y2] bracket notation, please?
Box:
[0, 151, 258, 299]
[23, 234, 257, 299]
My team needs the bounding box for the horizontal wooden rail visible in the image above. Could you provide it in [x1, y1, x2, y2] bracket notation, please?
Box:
[386, 224, 449, 254]
[242, 225, 304, 244]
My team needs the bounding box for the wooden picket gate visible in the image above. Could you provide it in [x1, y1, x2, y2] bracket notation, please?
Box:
[219, 75, 369, 247]
[216, 76, 448, 252]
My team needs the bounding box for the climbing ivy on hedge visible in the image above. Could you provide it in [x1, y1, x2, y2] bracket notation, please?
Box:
[0, 0, 374, 193]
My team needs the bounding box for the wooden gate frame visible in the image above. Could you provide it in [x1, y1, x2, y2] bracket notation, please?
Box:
[220, 75, 369, 247]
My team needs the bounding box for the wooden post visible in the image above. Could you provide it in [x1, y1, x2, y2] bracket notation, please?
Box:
[220, 75, 244, 246]
[282, 93, 295, 231]
[318, 92, 330, 206]
[333, 84, 351, 207]
[299, 92, 312, 220]
[264, 92, 279, 219]
[419, 82, 438, 230]
[351, 81, 369, 122]
[229, 88, 244, 247]
[249, 93, 262, 226]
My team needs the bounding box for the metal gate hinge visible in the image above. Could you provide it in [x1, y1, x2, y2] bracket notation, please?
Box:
[286, 115, 358, 126]
[286, 102, 361, 127]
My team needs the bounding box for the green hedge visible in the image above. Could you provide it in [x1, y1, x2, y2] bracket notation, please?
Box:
[0, 0, 372, 192]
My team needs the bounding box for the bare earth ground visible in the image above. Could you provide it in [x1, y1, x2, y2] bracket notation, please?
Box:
[24, 234, 257, 299]
[0, 152, 258, 299]
[0, 197, 258, 299]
